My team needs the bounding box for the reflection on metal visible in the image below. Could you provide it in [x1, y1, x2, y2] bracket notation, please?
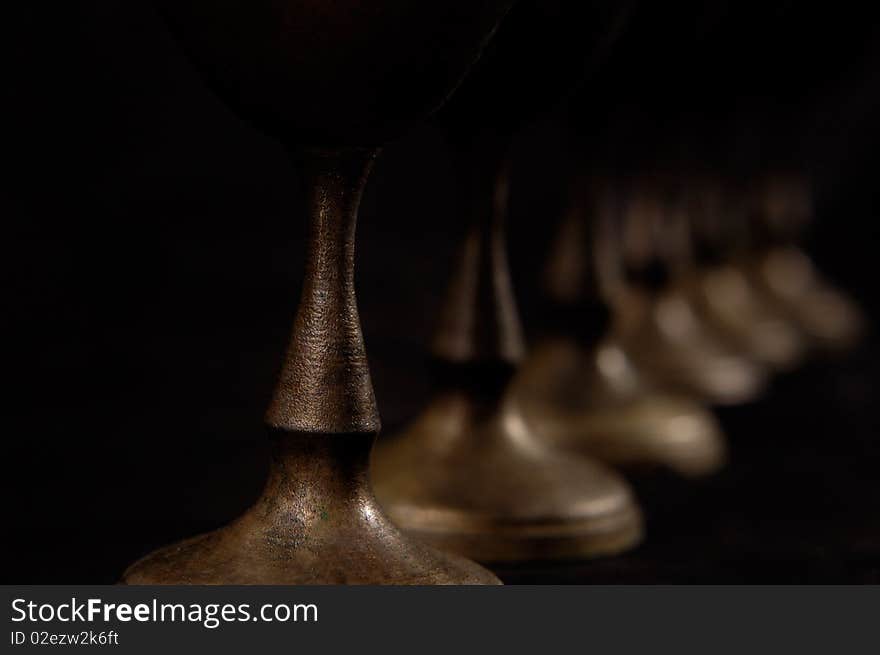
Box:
[613, 287, 769, 406]
[373, 388, 643, 563]
[685, 265, 806, 371]
[602, 183, 770, 407]
[125, 430, 500, 584]
[515, 338, 726, 478]
[527, 175, 727, 476]
[744, 174, 864, 354]
[750, 247, 864, 352]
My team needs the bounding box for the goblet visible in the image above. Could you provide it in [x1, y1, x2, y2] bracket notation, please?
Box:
[745, 173, 864, 352]
[553, 0, 773, 405]
[372, 146, 641, 563]
[674, 177, 806, 371]
[122, 0, 514, 585]
[514, 177, 726, 477]
[372, 0, 643, 563]
[610, 184, 769, 406]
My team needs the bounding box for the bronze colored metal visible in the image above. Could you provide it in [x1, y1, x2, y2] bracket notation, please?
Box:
[749, 246, 864, 352]
[372, 151, 643, 564]
[372, 0, 643, 564]
[684, 264, 806, 371]
[124, 432, 498, 584]
[746, 176, 864, 352]
[124, 0, 515, 584]
[680, 180, 806, 371]
[150, 0, 515, 147]
[610, 188, 769, 406]
[614, 285, 768, 406]
[514, 183, 725, 478]
[515, 338, 726, 478]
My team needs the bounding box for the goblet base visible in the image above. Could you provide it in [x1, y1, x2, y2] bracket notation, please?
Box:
[616, 289, 768, 406]
[515, 340, 726, 478]
[751, 247, 864, 352]
[372, 393, 643, 564]
[122, 434, 500, 585]
[122, 526, 499, 585]
[524, 394, 726, 478]
[688, 266, 805, 371]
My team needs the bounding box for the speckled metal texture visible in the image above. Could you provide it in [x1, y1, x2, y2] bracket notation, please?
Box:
[265, 148, 381, 435]
[124, 431, 499, 584]
[123, 146, 501, 585]
[124, 0, 514, 584]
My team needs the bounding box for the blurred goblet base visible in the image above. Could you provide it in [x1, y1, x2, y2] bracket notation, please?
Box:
[614, 288, 769, 406]
[515, 339, 727, 478]
[750, 246, 865, 352]
[684, 265, 807, 371]
[372, 392, 643, 564]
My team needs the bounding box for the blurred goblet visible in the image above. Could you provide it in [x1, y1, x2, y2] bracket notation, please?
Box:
[673, 177, 807, 371]
[746, 173, 864, 352]
[610, 185, 769, 406]
[122, 0, 514, 585]
[515, 178, 726, 477]
[372, 0, 643, 564]
[373, 146, 641, 562]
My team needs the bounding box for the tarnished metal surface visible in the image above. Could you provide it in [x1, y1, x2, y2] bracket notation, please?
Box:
[123, 147, 501, 585]
[125, 432, 499, 584]
[124, 0, 514, 584]
[265, 149, 381, 435]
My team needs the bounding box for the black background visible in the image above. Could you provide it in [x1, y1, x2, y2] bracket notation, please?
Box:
[5, 2, 880, 583]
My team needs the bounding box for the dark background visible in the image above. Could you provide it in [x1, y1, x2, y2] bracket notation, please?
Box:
[5, 2, 880, 583]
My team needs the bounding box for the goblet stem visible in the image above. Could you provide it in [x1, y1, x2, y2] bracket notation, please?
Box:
[433, 142, 524, 373]
[261, 146, 382, 531]
[426, 142, 528, 431]
[541, 179, 615, 346]
[266, 147, 381, 435]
